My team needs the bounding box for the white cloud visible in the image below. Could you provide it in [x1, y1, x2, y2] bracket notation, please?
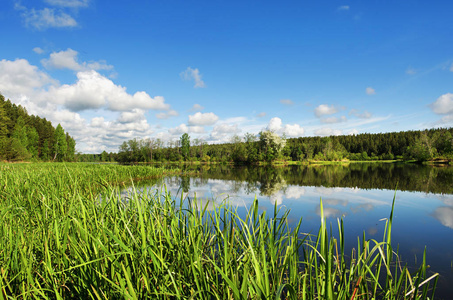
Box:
[90, 117, 106, 128]
[438, 115, 453, 124]
[45, 0, 89, 8]
[188, 112, 219, 126]
[337, 5, 350, 11]
[314, 128, 343, 136]
[350, 109, 372, 119]
[42, 48, 80, 70]
[156, 110, 179, 119]
[321, 116, 347, 124]
[41, 48, 113, 71]
[20, 7, 77, 30]
[44, 70, 170, 112]
[118, 109, 145, 123]
[266, 117, 304, 137]
[0, 57, 172, 153]
[283, 124, 304, 137]
[180, 67, 206, 88]
[280, 99, 294, 105]
[432, 207, 453, 229]
[431, 93, 453, 115]
[190, 104, 204, 111]
[169, 124, 189, 135]
[366, 87, 376, 95]
[33, 47, 44, 54]
[0, 58, 56, 97]
[314, 104, 338, 117]
[348, 129, 359, 135]
[285, 186, 306, 199]
[210, 124, 241, 142]
[316, 205, 342, 219]
[189, 126, 205, 133]
[257, 112, 266, 118]
[267, 117, 283, 132]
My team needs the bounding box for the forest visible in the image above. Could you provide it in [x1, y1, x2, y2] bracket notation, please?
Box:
[2, 91, 452, 164]
[0, 94, 75, 162]
[115, 127, 453, 164]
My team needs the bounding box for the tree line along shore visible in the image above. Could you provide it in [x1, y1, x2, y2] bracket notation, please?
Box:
[2, 93, 452, 164]
[109, 128, 453, 165]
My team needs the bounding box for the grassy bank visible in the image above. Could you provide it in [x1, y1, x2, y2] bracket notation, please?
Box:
[0, 163, 438, 298]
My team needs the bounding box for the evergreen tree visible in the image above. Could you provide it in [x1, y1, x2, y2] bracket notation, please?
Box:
[66, 133, 76, 161]
[54, 124, 67, 161]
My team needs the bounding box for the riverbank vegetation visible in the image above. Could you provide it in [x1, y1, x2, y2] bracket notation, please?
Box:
[0, 94, 75, 162]
[0, 163, 438, 298]
[113, 127, 453, 165]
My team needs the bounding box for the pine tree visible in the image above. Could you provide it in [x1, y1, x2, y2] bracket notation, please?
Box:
[54, 124, 67, 161]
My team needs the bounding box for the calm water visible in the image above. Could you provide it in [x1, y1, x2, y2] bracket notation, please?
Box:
[140, 163, 453, 297]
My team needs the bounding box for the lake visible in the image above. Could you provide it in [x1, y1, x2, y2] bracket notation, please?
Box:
[136, 163, 453, 297]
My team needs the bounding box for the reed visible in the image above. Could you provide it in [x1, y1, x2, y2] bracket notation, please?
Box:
[0, 163, 437, 299]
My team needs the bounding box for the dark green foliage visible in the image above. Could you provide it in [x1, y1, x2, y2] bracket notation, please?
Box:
[0, 93, 76, 161]
[180, 133, 190, 161]
[114, 127, 453, 164]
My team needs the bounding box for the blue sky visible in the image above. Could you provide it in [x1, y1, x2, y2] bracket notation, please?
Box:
[1, 0, 453, 153]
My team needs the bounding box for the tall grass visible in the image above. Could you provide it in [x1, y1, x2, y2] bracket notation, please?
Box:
[0, 163, 438, 299]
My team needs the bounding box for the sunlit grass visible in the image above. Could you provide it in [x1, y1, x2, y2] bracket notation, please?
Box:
[0, 163, 438, 299]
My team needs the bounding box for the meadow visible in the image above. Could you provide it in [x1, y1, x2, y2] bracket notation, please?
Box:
[0, 163, 438, 299]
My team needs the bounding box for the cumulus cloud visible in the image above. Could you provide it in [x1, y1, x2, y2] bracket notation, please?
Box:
[188, 112, 219, 126]
[314, 128, 343, 136]
[190, 104, 204, 111]
[41, 48, 113, 71]
[0, 58, 56, 97]
[90, 116, 106, 128]
[44, 70, 170, 112]
[285, 186, 306, 199]
[314, 104, 338, 117]
[0, 57, 176, 153]
[284, 124, 304, 137]
[156, 110, 179, 119]
[168, 124, 206, 136]
[432, 207, 453, 229]
[33, 47, 44, 54]
[366, 87, 376, 95]
[117, 109, 145, 123]
[180, 67, 206, 88]
[169, 124, 189, 135]
[210, 124, 241, 142]
[267, 117, 283, 132]
[266, 117, 304, 137]
[430, 93, 453, 115]
[189, 126, 205, 133]
[280, 99, 294, 105]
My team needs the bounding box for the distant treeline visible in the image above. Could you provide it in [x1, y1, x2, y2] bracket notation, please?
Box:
[112, 127, 453, 164]
[0, 94, 75, 162]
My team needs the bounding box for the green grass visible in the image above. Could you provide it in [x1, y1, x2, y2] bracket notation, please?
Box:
[0, 163, 438, 299]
